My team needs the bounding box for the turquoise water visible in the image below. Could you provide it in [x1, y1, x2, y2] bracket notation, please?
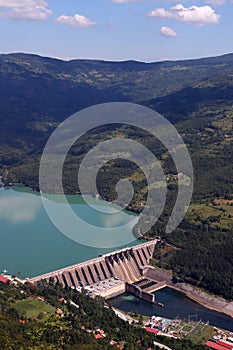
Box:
[1, 185, 232, 331]
[0, 185, 138, 278]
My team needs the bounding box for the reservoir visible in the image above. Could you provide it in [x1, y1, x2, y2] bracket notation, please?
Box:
[0, 185, 138, 277]
[0, 185, 232, 331]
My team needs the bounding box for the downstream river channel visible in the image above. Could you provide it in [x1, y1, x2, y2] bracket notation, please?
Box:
[110, 289, 233, 332]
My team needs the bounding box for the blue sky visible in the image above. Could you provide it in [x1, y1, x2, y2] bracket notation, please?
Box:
[0, 0, 232, 62]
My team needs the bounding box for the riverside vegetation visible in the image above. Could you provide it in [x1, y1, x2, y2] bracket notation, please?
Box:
[0, 53, 233, 300]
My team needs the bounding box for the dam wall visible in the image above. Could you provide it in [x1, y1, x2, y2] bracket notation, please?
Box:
[30, 240, 157, 289]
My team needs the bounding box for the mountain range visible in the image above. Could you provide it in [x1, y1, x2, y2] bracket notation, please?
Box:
[0, 52, 232, 300]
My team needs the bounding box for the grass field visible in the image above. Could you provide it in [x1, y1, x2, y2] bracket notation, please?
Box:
[13, 299, 55, 320]
[187, 201, 233, 229]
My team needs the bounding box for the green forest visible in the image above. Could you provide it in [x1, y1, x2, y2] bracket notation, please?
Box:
[0, 281, 206, 350]
[0, 52, 232, 300]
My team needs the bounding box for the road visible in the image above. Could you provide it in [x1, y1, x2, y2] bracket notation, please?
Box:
[112, 307, 133, 323]
[153, 341, 173, 350]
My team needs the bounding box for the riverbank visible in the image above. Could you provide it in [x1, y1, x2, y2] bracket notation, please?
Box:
[170, 283, 233, 319]
[146, 267, 233, 320]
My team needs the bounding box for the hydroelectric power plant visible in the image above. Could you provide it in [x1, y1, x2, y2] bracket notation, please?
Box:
[30, 240, 165, 303]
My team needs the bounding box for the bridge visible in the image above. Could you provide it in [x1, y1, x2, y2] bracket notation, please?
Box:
[30, 240, 158, 288]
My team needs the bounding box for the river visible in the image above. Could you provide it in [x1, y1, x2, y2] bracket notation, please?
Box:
[110, 288, 233, 331]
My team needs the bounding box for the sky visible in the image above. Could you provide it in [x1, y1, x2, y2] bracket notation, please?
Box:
[0, 0, 232, 62]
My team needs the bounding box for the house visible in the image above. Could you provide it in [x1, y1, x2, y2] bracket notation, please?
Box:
[19, 320, 27, 324]
[117, 345, 124, 350]
[94, 328, 106, 339]
[110, 340, 125, 349]
[94, 333, 103, 339]
[58, 297, 67, 304]
[145, 327, 160, 336]
[56, 308, 63, 316]
[205, 340, 233, 350]
[0, 275, 9, 284]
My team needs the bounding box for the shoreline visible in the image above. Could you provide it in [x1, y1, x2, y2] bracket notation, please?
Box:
[146, 267, 233, 320]
[168, 283, 233, 320]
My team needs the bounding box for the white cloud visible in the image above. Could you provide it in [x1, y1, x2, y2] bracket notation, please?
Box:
[147, 4, 220, 26]
[0, 0, 52, 20]
[55, 14, 97, 28]
[160, 26, 177, 37]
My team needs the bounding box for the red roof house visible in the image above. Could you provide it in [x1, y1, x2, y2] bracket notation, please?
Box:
[145, 327, 160, 335]
[56, 308, 63, 315]
[216, 341, 233, 349]
[0, 275, 8, 284]
[205, 341, 231, 350]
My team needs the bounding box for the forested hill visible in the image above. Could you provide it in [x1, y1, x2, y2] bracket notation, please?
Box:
[1, 52, 233, 109]
[1, 52, 233, 198]
[1, 52, 233, 128]
[1, 53, 233, 300]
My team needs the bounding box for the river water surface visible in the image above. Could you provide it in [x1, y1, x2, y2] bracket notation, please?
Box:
[110, 288, 233, 331]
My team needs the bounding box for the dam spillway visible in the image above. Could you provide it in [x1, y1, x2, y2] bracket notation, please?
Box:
[30, 240, 157, 290]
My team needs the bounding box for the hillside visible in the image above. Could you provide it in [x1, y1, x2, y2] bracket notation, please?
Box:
[0, 280, 206, 349]
[0, 52, 233, 300]
[0, 52, 233, 157]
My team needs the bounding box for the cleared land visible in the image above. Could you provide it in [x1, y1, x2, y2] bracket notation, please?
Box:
[187, 201, 233, 229]
[13, 299, 55, 320]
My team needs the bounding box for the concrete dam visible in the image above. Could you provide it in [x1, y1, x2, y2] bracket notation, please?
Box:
[30, 240, 158, 299]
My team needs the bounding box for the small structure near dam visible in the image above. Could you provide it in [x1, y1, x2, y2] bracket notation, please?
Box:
[126, 279, 167, 304]
[30, 240, 163, 302]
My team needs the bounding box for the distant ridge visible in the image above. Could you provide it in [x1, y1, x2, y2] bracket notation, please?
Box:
[1, 51, 233, 64]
